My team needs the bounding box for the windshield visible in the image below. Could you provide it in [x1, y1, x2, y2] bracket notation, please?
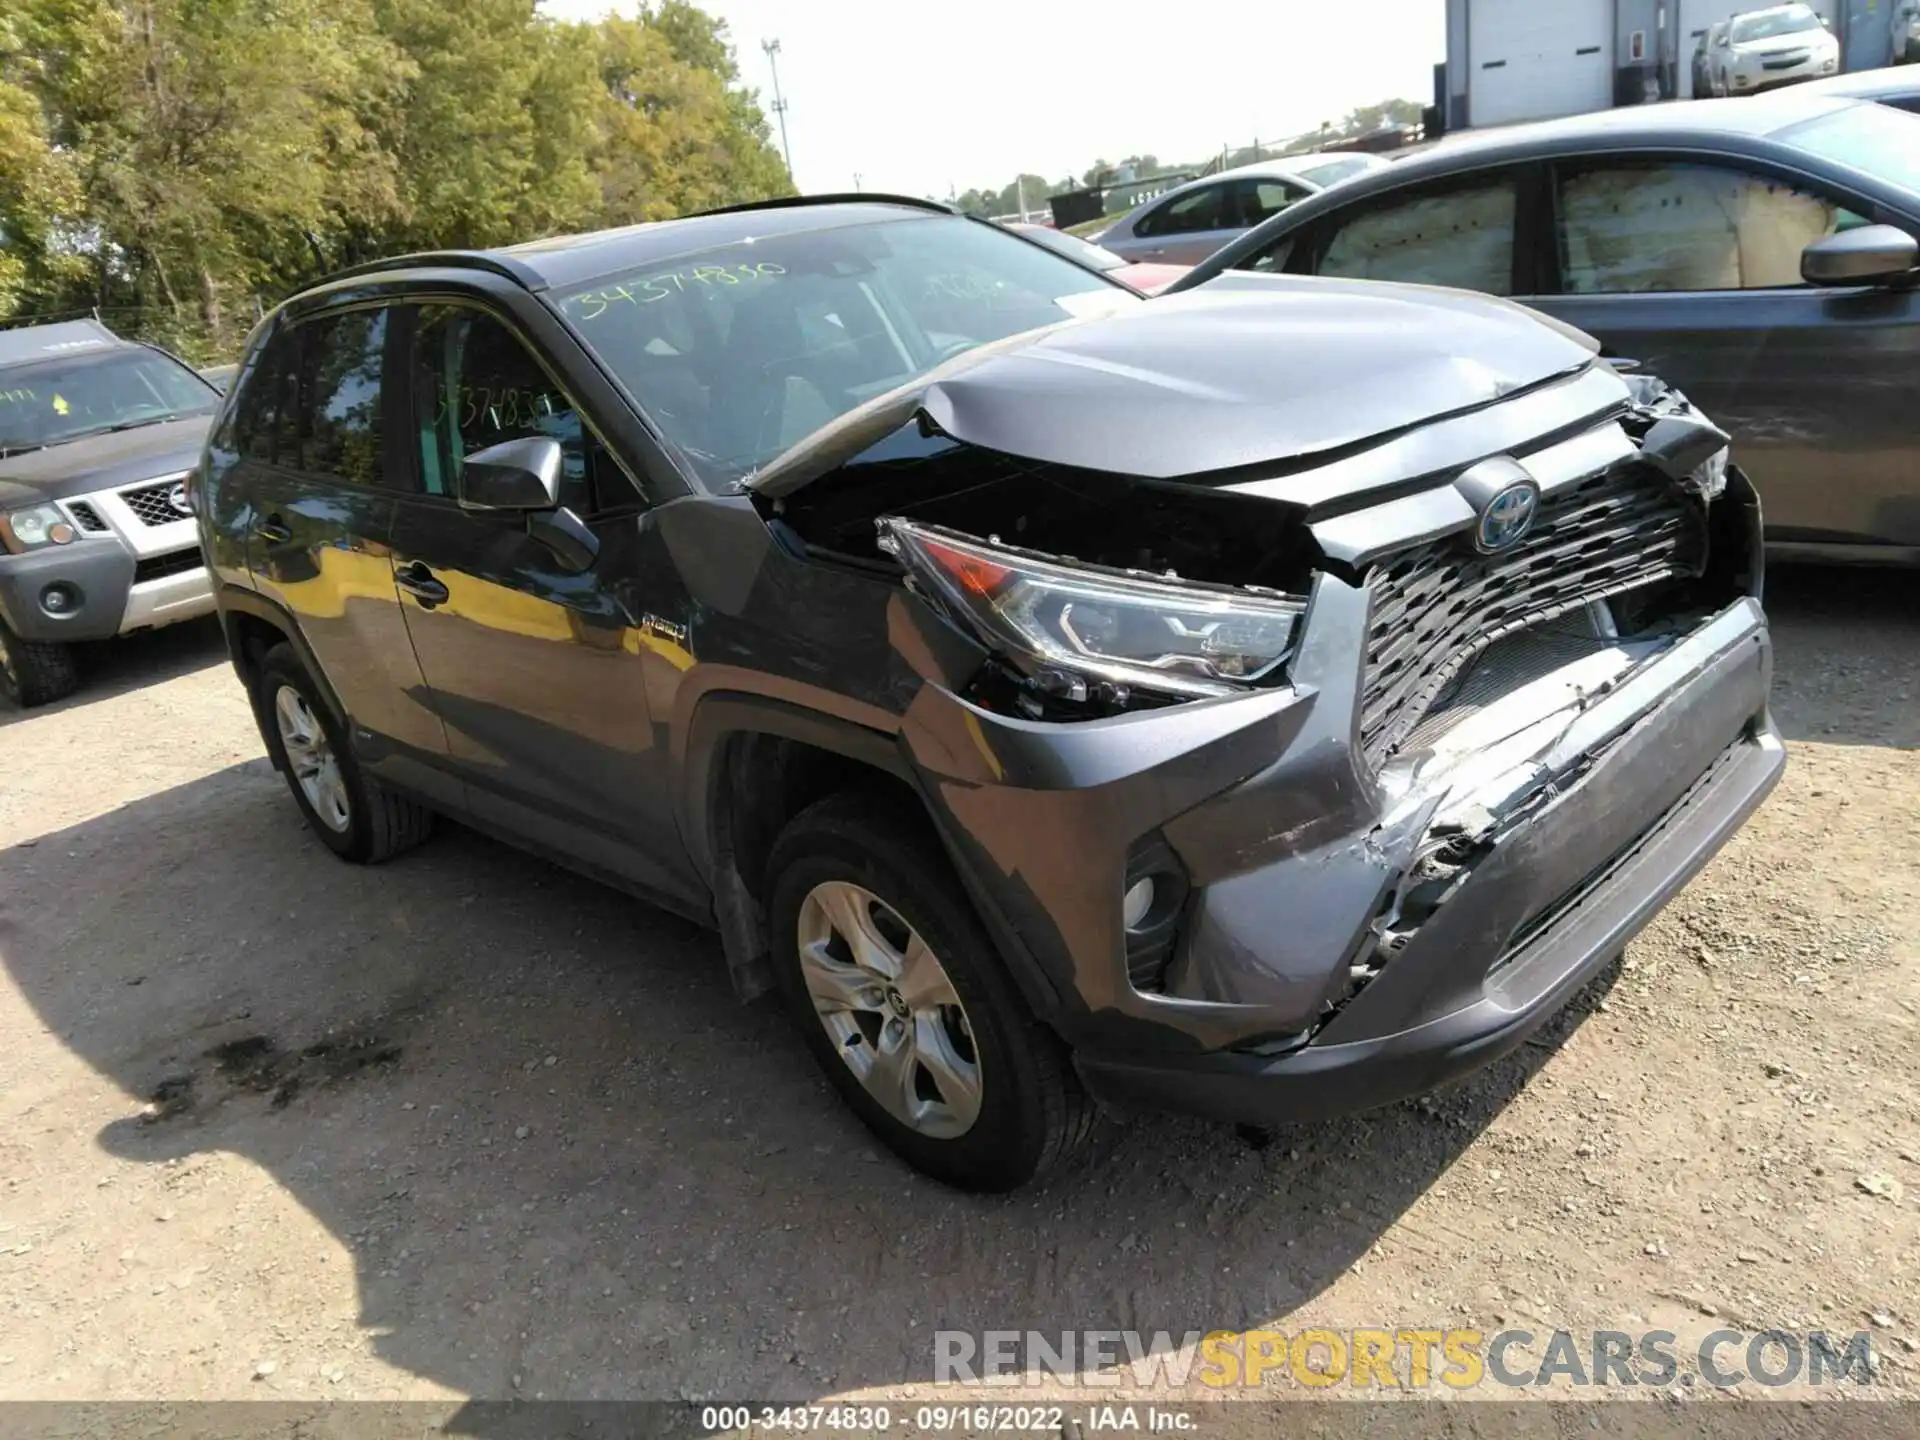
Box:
[556, 214, 1135, 486]
[0, 348, 218, 455]
[1011, 225, 1127, 272]
[1777, 100, 1920, 193]
[1295, 155, 1376, 186]
[1731, 6, 1821, 42]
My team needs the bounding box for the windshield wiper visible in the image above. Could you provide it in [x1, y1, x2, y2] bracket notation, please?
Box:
[104, 414, 180, 434]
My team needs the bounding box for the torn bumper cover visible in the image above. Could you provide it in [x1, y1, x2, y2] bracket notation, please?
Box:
[1075, 598, 1782, 1125]
[901, 590, 1781, 1126]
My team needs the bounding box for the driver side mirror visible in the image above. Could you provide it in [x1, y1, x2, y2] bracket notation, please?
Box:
[457, 434, 600, 572]
[1801, 225, 1920, 287]
[458, 435, 564, 511]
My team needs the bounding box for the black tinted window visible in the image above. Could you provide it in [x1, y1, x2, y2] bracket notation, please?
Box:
[233, 330, 298, 464]
[1136, 184, 1231, 237]
[411, 305, 612, 513]
[292, 309, 388, 485]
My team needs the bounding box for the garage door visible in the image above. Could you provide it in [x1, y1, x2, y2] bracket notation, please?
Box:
[1469, 0, 1614, 127]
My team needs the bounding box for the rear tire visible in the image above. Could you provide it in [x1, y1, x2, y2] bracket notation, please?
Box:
[0, 618, 79, 708]
[765, 791, 1095, 1192]
[254, 643, 433, 863]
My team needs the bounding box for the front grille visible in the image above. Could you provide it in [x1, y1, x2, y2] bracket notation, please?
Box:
[133, 546, 203, 584]
[1359, 464, 1702, 767]
[1761, 50, 1810, 68]
[65, 501, 108, 533]
[120, 478, 191, 527]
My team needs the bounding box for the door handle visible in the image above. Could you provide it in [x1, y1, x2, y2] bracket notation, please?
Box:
[256, 515, 292, 544]
[395, 562, 450, 609]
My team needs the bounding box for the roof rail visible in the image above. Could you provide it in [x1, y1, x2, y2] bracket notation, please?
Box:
[691, 192, 958, 219]
[302, 249, 550, 293]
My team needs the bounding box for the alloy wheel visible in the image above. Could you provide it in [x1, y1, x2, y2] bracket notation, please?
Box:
[795, 880, 983, 1139]
[274, 684, 351, 833]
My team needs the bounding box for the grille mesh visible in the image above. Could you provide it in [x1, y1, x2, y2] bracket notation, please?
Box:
[133, 547, 202, 584]
[1359, 464, 1702, 767]
[65, 501, 108, 532]
[120, 479, 190, 527]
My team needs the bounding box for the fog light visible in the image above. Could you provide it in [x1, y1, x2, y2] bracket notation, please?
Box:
[1122, 876, 1155, 930]
[40, 582, 79, 616]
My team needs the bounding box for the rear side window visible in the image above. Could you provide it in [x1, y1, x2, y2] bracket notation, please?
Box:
[1235, 178, 1308, 227]
[1136, 184, 1231, 237]
[296, 309, 388, 485]
[410, 304, 613, 514]
[1315, 177, 1519, 295]
[232, 329, 300, 465]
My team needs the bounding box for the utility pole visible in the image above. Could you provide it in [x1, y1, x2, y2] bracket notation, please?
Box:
[853, 172, 863, 192]
[762, 38, 794, 183]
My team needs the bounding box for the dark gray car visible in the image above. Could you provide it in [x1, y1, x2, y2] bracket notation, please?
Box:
[1174, 94, 1920, 565]
[198, 197, 1782, 1190]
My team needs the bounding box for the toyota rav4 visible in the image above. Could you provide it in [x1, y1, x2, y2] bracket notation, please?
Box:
[197, 196, 1785, 1191]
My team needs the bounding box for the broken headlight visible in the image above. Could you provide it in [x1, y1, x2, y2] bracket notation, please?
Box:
[878, 518, 1305, 699]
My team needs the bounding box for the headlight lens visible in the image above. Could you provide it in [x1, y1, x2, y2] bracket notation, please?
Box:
[0, 504, 76, 553]
[879, 518, 1305, 698]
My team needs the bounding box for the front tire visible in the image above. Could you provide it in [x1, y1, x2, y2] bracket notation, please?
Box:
[0, 618, 79, 708]
[765, 792, 1095, 1191]
[254, 643, 433, 863]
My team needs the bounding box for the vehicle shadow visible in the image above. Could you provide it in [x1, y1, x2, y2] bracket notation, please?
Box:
[2, 760, 1616, 1404]
[1762, 562, 1920, 751]
[0, 615, 228, 728]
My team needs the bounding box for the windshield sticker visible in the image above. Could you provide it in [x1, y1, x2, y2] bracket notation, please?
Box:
[567, 263, 788, 322]
[432, 385, 566, 432]
[52, 393, 70, 415]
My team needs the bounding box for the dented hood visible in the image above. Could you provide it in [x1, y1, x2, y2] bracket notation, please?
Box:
[747, 273, 1601, 498]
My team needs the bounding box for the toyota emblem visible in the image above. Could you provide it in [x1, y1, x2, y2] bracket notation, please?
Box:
[167, 482, 191, 516]
[1474, 480, 1540, 554]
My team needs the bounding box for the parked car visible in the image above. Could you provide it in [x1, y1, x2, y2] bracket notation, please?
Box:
[198, 361, 239, 393]
[1692, 25, 1721, 99]
[1797, 63, 1920, 114]
[1894, 0, 1920, 64]
[1096, 155, 1391, 266]
[0, 319, 222, 706]
[1005, 222, 1189, 293]
[1173, 94, 1920, 566]
[200, 195, 1782, 1190]
[1712, 3, 1839, 95]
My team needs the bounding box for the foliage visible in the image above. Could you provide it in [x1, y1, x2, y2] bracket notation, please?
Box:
[0, 0, 791, 360]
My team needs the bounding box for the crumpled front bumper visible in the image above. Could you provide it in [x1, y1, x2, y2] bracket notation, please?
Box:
[1078, 600, 1782, 1125]
[894, 577, 1781, 1126]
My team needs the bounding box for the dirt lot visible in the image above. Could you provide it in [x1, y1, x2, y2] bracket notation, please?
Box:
[1, 566, 1917, 1409]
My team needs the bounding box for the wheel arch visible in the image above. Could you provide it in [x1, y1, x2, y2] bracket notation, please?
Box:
[216, 587, 348, 762]
[682, 691, 1063, 1019]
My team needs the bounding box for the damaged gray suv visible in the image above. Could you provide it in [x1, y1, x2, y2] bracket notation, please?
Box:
[197, 195, 1784, 1191]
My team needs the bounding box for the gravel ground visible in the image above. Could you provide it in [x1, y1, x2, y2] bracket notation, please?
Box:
[0, 565, 1915, 1409]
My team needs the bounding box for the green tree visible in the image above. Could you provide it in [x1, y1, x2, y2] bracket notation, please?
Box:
[1, 0, 790, 356]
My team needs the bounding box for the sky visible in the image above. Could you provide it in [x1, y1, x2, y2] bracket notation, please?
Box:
[543, 0, 1448, 200]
